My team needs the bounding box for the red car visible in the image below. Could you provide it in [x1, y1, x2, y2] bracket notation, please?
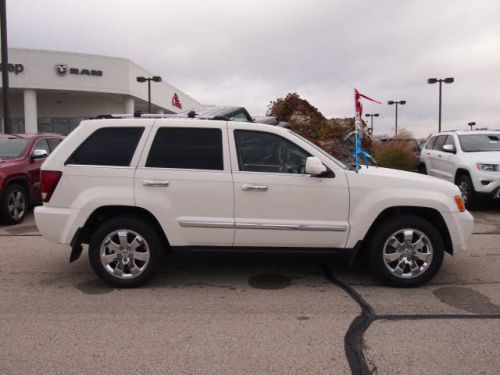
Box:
[0, 133, 64, 224]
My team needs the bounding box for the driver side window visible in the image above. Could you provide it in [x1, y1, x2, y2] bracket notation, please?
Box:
[235, 130, 310, 174]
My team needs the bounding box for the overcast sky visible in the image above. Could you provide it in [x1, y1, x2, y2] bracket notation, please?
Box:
[7, 0, 500, 137]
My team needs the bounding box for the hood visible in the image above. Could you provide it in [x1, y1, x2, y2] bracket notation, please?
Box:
[346, 166, 460, 196]
[463, 151, 500, 164]
[0, 157, 22, 167]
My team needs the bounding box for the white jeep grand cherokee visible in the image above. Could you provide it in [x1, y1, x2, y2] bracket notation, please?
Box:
[419, 130, 500, 209]
[35, 117, 473, 288]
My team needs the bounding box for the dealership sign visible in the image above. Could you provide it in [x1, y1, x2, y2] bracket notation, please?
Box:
[0, 63, 24, 74]
[55, 64, 103, 77]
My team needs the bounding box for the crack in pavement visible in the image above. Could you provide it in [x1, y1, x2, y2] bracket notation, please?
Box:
[317, 261, 500, 375]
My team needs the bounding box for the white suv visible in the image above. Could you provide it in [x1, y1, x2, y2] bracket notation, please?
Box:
[35, 117, 473, 287]
[419, 130, 500, 209]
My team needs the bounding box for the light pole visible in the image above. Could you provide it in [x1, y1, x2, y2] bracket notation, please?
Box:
[1, 0, 11, 133]
[387, 100, 406, 135]
[427, 77, 454, 132]
[365, 113, 379, 134]
[468, 121, 475, 131]
[136, 76, 162, 113]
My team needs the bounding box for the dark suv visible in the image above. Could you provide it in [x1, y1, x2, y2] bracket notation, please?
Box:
[0, 133, 64, 224]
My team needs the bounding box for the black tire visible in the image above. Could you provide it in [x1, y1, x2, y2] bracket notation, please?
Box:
[0, 184, 28, 225]
[368, 214, 444, 287]
[89, 216, 165, 288]
[456, 173, 476, 210]
[418, 163, 427, 174]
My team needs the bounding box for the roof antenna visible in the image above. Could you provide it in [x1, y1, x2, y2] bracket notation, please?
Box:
[187, 111, 196, 118]
[134, 111, 142, 118]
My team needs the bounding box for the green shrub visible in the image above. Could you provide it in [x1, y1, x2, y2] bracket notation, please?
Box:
[372, 139, 417, 171]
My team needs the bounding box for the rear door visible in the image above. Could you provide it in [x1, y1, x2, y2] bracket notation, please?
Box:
[135, 120, 234, 247]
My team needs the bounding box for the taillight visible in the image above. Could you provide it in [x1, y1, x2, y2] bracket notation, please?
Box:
[41, 171, 62, 202]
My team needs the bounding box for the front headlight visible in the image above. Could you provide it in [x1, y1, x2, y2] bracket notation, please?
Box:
[476, 163, 500, 172]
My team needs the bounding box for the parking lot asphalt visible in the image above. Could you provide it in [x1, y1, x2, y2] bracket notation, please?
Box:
[1, 210, 500, 374]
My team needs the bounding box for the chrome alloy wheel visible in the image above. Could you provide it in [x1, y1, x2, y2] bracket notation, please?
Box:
[99, 229, 151, 279]
[7, 189, 26, 221]
[458, 180, 469, 204]
[382, 228, 433, 279]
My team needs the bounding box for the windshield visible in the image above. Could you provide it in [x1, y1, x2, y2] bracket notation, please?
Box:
[287, 130, 347, 169]
[0, 138, 30, 158]
[459, 134, 500, 152]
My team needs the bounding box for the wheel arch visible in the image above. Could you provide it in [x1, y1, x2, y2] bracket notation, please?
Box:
[1, 176, 31, 202]
[454, 168, 470, 184]
[79, 205, 170, 249]
[360, 206, 453, 256]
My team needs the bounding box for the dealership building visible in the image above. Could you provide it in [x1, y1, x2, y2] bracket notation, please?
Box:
[0, 48, 201, 134]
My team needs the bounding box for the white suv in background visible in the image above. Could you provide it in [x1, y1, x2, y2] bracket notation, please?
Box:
[419, 130, 500, 209]
[35, 116, 473, 288]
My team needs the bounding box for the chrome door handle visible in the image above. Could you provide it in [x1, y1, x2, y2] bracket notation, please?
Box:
[143, 180, 169, 187]
[241, 184, 268, 191]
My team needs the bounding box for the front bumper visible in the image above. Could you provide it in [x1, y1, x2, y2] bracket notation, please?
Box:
[442, 210, 474, 253]
[472, 170, 500, 195]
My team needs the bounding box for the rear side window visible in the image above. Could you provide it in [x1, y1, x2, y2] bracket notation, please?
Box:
[66, 127, 144, 166]
[146, 128, 223, 170]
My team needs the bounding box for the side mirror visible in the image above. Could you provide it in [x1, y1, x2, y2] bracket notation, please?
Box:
[305, 157, 327, 176]
[31, 149, 49, 160]
[442, 144, 456, 154]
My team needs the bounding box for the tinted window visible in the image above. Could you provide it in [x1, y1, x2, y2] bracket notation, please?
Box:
[146, 128, 223, 170]
[47, 138, 62, 152]
[230, 112, 250, 122]
[0, 138, 30, 158]
[433, 135, 447, 151]
[235, 130, 310, 174]
[425, 136, 437, 150]
[459, 134, 500, 152]
[33, 138, 50, 153]
[66, 127, 144, 166]
[443, 135, 456, 149]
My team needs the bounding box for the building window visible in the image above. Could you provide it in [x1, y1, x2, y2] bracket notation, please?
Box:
[38, 117, 85, 135]
[10, 119, 25, 134]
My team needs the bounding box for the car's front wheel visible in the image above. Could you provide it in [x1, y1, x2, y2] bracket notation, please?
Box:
[457, 173, 476, 210]
[368, 214, 444, 287]
[89, 216, 165, 287]
[0, 184, 28, 225]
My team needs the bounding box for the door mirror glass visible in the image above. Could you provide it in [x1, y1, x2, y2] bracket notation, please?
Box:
[305, 157, 327, 176]
[442, 144, 455, 153]
[31, 149, 49, 160]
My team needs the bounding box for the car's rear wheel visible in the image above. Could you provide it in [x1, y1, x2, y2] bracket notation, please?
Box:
[89, 216, 165, 287]
[368, 214, 444, 287]
[0, 184, 28, 225]
[457, 173, 477, 210]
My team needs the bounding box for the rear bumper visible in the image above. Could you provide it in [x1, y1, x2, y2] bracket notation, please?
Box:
[442, 210, 474, 253]
[34, 206, 89, 244]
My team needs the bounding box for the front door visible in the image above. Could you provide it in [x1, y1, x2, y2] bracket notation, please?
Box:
[230, 127, 350, 248]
